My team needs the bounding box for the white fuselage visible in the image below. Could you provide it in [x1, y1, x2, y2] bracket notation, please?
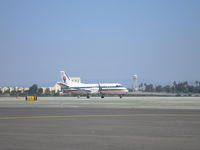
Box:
[58, 71, 128, 97]
[62, 83, 128, 95]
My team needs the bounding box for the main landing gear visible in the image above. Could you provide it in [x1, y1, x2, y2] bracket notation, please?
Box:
[86, 94, 90, 99]
[101, 95, 104, 98]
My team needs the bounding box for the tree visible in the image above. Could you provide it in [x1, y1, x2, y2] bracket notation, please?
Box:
[10, 90, 17, 96]
[38, 88, 43, 96]
[29, 84, 38, 95]
[139, 83, 145, 91]
[44, 88, 51, 96]
[188, 85, 195, 93]
[4, 88, 10, 94]
[139, 81, 200, 93]
[163, 85, 172, 93]
[172, 81, 177, 93]
[183, 81, 189, 93]
[195, 81, 200, 87]
[155, 85, 162, 92]
[145, 84, 154, 92]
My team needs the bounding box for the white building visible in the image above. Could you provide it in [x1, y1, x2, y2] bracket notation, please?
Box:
[1, 87, 9, 93]
[41, 83, 62, 94]
[70, 77, 81, 83]
[50, 83, 61, 93]
[0, 77, 81, 94]
[0, 86, 27, 93]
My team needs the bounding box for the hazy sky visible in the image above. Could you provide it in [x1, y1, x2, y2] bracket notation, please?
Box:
[0, 0, 200, 87]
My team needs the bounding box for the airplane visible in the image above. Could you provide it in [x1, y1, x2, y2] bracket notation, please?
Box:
[57, 71, 128, 98]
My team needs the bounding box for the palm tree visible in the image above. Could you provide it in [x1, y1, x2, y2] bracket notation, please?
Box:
[172, 81, 177, 93]
[195, 81, 199, 87]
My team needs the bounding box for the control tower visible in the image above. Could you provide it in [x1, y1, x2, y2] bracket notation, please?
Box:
[132, 75, 138, 92]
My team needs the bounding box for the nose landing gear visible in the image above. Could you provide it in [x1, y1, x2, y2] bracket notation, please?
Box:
[101, 95, 104, 98]
[86, 94, 90, 98]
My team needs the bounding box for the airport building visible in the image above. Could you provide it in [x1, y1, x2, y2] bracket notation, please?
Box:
[0, 85, 61, 94]
[70, 77, 81, 83]
[41, 83, 61, 94]
[0, 77, 81, 94]
[0, 87, 28, 93]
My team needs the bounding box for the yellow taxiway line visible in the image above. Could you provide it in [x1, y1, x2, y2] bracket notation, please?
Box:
[0, 114, 200, 120]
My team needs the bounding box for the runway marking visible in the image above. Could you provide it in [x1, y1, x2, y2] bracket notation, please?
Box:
[1, 114, 200, 120]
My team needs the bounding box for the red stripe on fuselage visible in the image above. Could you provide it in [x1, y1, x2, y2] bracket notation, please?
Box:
[65, 88, 128, 92]
[100, 89, 128, 91]
[65, 89, 79, 92]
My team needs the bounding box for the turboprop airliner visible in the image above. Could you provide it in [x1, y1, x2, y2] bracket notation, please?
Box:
[57, 71, 128, 98]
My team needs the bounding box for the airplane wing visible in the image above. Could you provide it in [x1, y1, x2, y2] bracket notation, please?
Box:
[57, 82, 69, 88]
[57, 82, 99, 94]
[79, 89, 92, 93]
[84, 88, 98, 94]
[72, 88, 98, 94]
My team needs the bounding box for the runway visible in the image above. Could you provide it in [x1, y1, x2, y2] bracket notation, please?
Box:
[0, 97, 200, 150]
[1, 96, 200, 109]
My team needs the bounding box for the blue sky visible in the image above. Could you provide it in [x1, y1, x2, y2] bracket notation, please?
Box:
[0, 0, 200, 87]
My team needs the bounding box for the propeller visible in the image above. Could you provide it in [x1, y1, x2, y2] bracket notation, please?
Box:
[98, 83, 102, 93]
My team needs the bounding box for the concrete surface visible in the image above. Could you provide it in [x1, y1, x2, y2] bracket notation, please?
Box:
[0, 96, 200, 109]
[0, 97, 200, 150]
[0, 108, 200, 150]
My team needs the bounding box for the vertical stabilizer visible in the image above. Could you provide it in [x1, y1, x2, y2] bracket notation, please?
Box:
[60, 71, 70, 83]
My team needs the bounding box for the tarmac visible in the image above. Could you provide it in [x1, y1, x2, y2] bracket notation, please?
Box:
[0, 97, 200, 150]
[0, 96, 200, 109]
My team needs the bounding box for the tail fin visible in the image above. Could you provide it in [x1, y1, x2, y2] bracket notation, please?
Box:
[60, 71, 70, 83]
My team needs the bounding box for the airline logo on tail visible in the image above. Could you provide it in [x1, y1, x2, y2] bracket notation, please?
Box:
[60, 71, 70, 84]
[63, 76, 66, 83]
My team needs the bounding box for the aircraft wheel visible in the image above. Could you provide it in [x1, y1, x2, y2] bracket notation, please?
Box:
[101, 95, 104, 98]
[86, 95, 90, 99]
[119, 95, 122, 98]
